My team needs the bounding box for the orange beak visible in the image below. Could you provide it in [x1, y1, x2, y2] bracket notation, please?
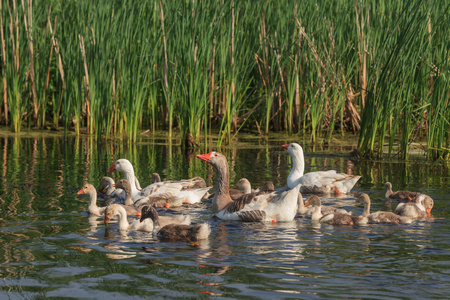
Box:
[136, 212, 141, 218]
[113, 182, 118, 187]
[196, 153, 213, 162]
[282, 144, 289, 149]
[305, 200, 310, 207]
[164, 203, 170, 208]
[234, 184, 239, 189]
[107, 163, 116, 173]
[426, 208, 431, 216]
[105, 217, 111, 223]
[77, 188, 84, 195]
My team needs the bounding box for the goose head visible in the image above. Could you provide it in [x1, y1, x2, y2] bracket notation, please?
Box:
[104, 204, 121, 224]
[305, 195, 321, 207]
[100, 176, 115, 193]
[107, 158, 133, 174]
[235, 178, 251, 193]
[77, 183, 96, 196]
[356, 193, 371, 205]
[114, 179, 132, 194]
[196, 151, 227, 168]
[282, 143, 304, 158]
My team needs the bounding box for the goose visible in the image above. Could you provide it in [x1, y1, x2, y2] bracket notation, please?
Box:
[107, 159, 208, 203]
[99, 176, 124, 199]
[356, 193, 412, 224]
[394, 194, 428, 219]
[77, 183, 140, 218]
[197, 151, 300, 222]
[305, 195, 357, 225]
[104, 204, 191, 232]
[282, 143, 360, 194]
[235, 178, 253, 194]
[298, 194, 351, 217]
[385, 182, 434, 216]
[140, 205, 210, 242]
[152, 173, 161, 183]
[385, 182, 420, 202]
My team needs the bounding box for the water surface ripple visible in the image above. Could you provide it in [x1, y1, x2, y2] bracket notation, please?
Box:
[0, 135, 449, 299]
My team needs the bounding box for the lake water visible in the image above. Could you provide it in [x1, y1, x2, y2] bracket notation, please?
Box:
[0, 132, 449, 299]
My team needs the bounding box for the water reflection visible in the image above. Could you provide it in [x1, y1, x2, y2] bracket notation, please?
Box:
[0, 134, 449, 298]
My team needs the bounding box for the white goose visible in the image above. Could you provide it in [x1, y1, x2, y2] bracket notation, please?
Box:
[104, 204, 191, 232]
[282, 143, 361, 194]
[106, 158, 209, 203]
[197, 151, 300, 222]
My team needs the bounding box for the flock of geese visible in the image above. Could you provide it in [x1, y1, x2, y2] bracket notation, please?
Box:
[76, 143, 434, 244]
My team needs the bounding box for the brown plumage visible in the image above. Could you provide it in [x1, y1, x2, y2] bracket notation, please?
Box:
[385, 182, 421, 202]
[305, 195, 357, 225]
[140, 206, 210, 243]
[152, 173, 161, 183]
[357, 193, 412, 224]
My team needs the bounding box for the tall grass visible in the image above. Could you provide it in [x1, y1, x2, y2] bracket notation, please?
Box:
[0, 0, 449, 159]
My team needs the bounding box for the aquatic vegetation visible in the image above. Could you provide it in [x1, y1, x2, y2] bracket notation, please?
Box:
[0, 0, 449, 158]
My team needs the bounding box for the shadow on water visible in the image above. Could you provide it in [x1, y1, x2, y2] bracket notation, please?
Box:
[0, 132, 449, 298]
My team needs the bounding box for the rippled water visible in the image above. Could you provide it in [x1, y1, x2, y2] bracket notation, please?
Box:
[0, 132, 449, 299]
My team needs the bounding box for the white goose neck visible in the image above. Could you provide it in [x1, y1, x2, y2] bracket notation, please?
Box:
[87, 189, 100, 215]
[116, 206, 130, 231]
[311, 205, 323, 221]
[287, 147, 305, 189]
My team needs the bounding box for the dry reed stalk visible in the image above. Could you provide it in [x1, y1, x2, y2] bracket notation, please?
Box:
[0, 1, 7, 123]
[48, 16, 65, 127]
[355, 0, 367, 109]
[209, 36, 216, 120]
[78, 34, 90, 132]
[159, 2, 170, 133]
[231, 3, 236, 132]
[21, 0, 38, 126]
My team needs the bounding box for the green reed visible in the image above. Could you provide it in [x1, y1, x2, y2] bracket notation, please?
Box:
[0, 0, 449, 159]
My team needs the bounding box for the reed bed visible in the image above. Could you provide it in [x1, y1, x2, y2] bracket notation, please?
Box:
[0, 0, 449, 159]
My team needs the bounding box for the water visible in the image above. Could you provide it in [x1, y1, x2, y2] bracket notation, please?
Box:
[0, 132, 449, 299]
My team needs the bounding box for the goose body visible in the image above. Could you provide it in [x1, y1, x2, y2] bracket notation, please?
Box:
[197, 152, 300, 222]
[283, 143, 360, 194]
[305, 195, 357, 225]
[385, 182, 433, 216]
[357, 193, 412, 224]
[140, 206, 210, 242]
[394, 194, 428, 219]
[107, 159, 208, 203]
[104, 204, 191, 232]
[297, 194, 351, 217]
[77, 183, 140, 218]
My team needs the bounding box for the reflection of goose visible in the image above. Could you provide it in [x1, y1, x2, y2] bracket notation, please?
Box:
[394, 194, 428, 219]
[104, 204, 191, 232]
[77, 183, 140, 217]
[385, 182, 434, 216]
[357, 193, 412, 224]
[197, 152, 300, 222]
[305, 195, 356, 225]
[107, 159, 208, 203]
[282, 143, 360, 194]
[140, 206, 210, 243]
